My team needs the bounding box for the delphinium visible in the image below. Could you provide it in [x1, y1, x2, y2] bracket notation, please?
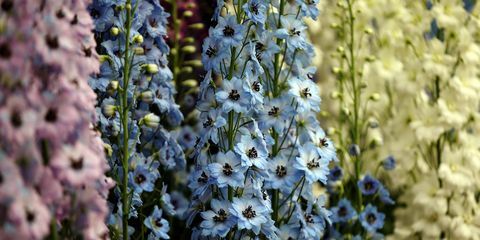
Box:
[0, 0, 112, 239]
[383, 1, 480, 238]
[88, 0, 186, 239]
[309, 0, 396, 238]
[186, 0, 333, 238]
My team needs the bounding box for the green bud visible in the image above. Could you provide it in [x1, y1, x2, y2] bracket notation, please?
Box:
[134, 47, 145, 55]
[184, 37, 195, 43]
[140, 91, 154, 103]
[181, 45, 196, 54]
[184, 60, 203, 67]
[181, 66, 193, 73]
[183, 10, 193, 17]
[143, 64, 159, 74]
[102, 104, 117, 117]
[143, 113, 160, 128]
[181, 79, 198, 87]
[188, 23, 204, 30]
[133, 34, 143, 44]
[99, 55, 111, 63]
[110, 27, 120, 36]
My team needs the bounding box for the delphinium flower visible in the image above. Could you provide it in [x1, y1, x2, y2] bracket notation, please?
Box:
[306, 0, 397, 238]
[361, 1, 480, 238]
[88, 0, 186, 239]
[187, 0, 333, 238]
[0, 0, 112, 239]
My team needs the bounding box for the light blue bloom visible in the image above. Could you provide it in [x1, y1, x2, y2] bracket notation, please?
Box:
[230, 197, 268, 235]
[212, 15, 245, 47]
[294, 143, 330, 184]
[216, 77, 252, 113]
[359, 204, 385, 233]
[357, 174, 380, 195]
[208, 151, 246, 188]
[265, 154, 301, 191]
[144, 206, 170, 239]
[129, 165, 159, 193]
[288, 77, 321, 112]
[331, 198, 357, 223]
[202, 37, 230, 73]
[243, 0, 267, 25]
[200, 199, 236, 237]
[235, 134, 269, 169]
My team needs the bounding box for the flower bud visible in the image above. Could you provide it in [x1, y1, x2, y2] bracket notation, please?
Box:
[99, 55, 111, 63]
[348, 144, 361, 156]
[332, 67, 342, 74]
[110, 27, 120, 36]
[183, 10, 193, 17]
[102, 104, 117, 117]
[330, 91, 341, 99]
[181, 79, 198, 87]
[107, 80, 119, 95]
[143, 113, 160, 128]
[369, 93, 380, 101]
[181, 45, 196, 54]
[184, 37, 195, 44]
[364, 28, 373, 34]
[140, 91, 154, 103]
[184, 60, 202, 67]
[125, 4, 132, 11]
[134, 47, 145, 55]
[327, 127, 336, 135]
[188, 23, 204, 29]
[181, 66, 193, 73]
[365, 55, 376, 62]
[144, 64, 159, 74]
[133, 34, 143, 44]
[104, 143, 113, 157]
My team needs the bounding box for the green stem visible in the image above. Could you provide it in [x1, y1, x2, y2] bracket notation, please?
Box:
[121, 1, 133, 240]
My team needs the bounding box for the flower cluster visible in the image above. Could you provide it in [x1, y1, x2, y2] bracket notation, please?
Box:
[88, 0, 187, 239]
[186, 0, 334, 238]
[306, 0, 397, 238]
[0, 0, 112, 239]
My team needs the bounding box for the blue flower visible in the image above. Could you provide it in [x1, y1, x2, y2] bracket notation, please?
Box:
[144, 206, 170, 239]
[216, 77, 252, 113]
[200, 109, 227, 144]
[145, 5, 169, 38]
[208, 151, 246, 188]
[188, 168, 213, 201]
[383, 155, 396, 170]
[242, 0, 267, 25]
[359, 204, 385, 233]
[202, 37, 230, 73]
[309, 128, 336, 161]
[88, 0, 114, 32]
[294, 203, 325, 239]
[294, 143, 330, 184]
[297, 0, 320, 20]
[328, 165, 343, 182]
[348, 143, 361, 156]
[259, 96, 293, 133]
[212, 15, 245, 47]
[379, 186, 395, 205]
[288, 77, 321, 112]
[275, 16, 307, 50]
[234, 134, 269, 169]
[230, 197, 268, 235]
[331, 198, 357, 223]
[357, 174, 380, 195]
[129, 165, 159, 193]
[265, 154, 301, 191]
[200, 199, 236, 237]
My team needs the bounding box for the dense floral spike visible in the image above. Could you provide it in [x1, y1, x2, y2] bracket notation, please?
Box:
[0, 0, 112, 239]
[306, 0, 397, 238]
[88, 0, 187, 239]
[188, 0, 333, 238]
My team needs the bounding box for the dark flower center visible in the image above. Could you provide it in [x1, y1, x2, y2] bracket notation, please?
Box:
[268, 106, 279, 116]
[247, 147, 258, 159]
[252, 81, 261, 92]
[197, 171, 208, 183]
[228, 90, 240, 101]
[70, 157, 84, 170]
[91, 9, 100, 19]
[307, 158, 320, 169]
[206, 46, 217, 57]
[71, 14, 78, 25]
[242, 205, 256, 219]
[250, 3, 259, 14]
[154, 218, 163, 227]
[56, 9, 65, 19]
[1, 0, 13, 12]
[26, 210, 35, 223]
[213, 209, 228, 222]
[83, 47, 92, 57]
[203, 117, 213, 128]
[275, 165, 287, 177]
[304, 213, 314, 223]
[45, 108, 58, 123]
[149, 18, 158, 28]
[367, 213, 376, 224]
[338, 206, 347, 216]
[301, 88, 312, 98]
[135, 174, 146, 184]
[222, 163, 233, 176]
[223, 26, 235, 37]
[290, 28, 301, 36]
[320, 138, 328, 147]
[10, 110, 22, 128]
[364, 181, 373, 191]
[0, 42, 12, 59]
[255, 42, 265, 60]
[45, 35, 59, 49]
